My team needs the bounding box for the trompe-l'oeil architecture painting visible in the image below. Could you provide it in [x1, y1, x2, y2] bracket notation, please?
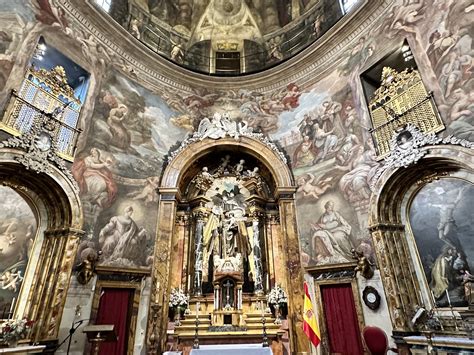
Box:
[0, 0, 473, 354]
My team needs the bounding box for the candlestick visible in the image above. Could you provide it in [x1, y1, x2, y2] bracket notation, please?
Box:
[260, 299, 269, 347]
[196, 301, 200, 320]
[445, 289, 451, 307]
[446, 289, 459, 330]
[9, 297, 15, 317]
[266, 274, 270, 291]
[418, 289, 423, 306]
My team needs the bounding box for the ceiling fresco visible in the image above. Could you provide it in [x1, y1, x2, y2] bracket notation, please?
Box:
[98, 0, 352, 74]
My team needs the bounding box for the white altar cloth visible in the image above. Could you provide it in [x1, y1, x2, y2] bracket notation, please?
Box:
[190, 344, 272, 355]
[0, 345, 46, 354]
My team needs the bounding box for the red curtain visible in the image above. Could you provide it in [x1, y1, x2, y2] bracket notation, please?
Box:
[321, 284, 364, 355]
[96, 288, 134, 355]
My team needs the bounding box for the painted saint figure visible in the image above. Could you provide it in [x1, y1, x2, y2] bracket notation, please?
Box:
[293, 135, 317, 168]
[72, 148, 117, 209]
[107, 103, 131, 150]
[98, 206, 148, 267]
[311, 201, 354, 263]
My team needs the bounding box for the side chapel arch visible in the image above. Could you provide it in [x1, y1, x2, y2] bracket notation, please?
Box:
[0, 147, 83, 342]
[368, 145, 474, 334]
[148, 136, 309, 353]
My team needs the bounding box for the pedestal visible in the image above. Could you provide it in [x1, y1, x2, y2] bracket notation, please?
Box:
[83, 324, 117, 355]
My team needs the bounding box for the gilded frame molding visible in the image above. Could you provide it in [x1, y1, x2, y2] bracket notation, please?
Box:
[368, 145, 474, 333]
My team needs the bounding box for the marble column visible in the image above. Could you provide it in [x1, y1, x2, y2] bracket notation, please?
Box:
[193, 213, 205, 296]
[252, 217, 264, 295]
[278, 190, 309, 353]
[147, 190, 178, 353]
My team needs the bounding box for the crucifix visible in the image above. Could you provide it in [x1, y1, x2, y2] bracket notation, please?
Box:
[223, 279, 233, 309]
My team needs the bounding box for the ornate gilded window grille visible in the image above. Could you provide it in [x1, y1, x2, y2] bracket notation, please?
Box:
[368, 67, 445, 158]
[0, 65, 82, 161]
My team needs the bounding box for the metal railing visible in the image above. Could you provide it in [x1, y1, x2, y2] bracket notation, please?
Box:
[369, 93, 444, 157]
[1, 91, 82, 161]
[124, 2, 347, 75]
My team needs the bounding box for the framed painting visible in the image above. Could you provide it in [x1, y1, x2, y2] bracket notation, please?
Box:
[408, 178, 474, 308]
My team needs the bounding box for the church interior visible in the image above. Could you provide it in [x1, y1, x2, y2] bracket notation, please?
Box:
[0, 0, 473, 354]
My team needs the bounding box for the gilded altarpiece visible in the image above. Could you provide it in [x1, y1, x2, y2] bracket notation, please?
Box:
[147, 133, 308, 354]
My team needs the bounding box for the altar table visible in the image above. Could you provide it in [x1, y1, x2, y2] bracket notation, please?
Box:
[190, 344, 272, 355]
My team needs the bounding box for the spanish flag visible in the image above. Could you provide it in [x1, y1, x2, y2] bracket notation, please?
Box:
[303, 281, 321, 348]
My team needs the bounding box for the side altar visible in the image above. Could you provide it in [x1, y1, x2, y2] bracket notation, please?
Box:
[147, 113, 307, 355]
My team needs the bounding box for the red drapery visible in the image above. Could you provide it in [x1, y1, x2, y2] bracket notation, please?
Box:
[96, 288, 134, 355]
[321, 284, 364, 355]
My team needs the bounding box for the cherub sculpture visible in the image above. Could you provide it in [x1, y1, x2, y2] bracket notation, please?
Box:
[352, 248, 374, 279]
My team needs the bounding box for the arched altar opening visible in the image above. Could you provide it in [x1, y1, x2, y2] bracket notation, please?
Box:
[0, 147, 83, 344]
[368, 145, 474, 350]
[148, 135, 308, 354]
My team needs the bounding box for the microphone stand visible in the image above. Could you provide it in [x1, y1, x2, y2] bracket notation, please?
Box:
[54, 319, 88, 354]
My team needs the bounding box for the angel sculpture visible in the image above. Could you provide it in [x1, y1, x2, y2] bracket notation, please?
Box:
[191, 167, 215, 192]
[197, 113, 227, 140]
[233, 159, 245, 175]
[352, 248, 374, 279]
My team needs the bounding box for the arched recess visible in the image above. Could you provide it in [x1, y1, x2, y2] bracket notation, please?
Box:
[368, 145, 474, 336]
[0, 147, 83, 343]
[147, 136, 309, 353]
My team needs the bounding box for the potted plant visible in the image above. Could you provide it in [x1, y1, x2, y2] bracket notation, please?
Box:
[168, 288, 188, 326]
[0, 318, 34, 348]
[267, 284, 288, 325]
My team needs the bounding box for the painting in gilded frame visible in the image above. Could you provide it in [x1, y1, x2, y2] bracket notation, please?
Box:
[409, 178, 474, 308]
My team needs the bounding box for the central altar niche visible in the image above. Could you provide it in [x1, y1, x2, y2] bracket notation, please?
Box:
[186, 152, 270, 325]
[166, 147, 289, 350]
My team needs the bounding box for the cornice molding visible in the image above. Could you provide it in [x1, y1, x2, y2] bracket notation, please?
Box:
[59, 0, 392, 92]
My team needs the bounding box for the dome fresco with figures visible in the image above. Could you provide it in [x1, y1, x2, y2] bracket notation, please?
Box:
[95, 0, 359, 75]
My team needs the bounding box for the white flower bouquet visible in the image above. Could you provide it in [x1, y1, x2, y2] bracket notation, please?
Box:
[1, 318, 34, 343]
[267, 284, 288, 306]
[169, 288, 188, 309]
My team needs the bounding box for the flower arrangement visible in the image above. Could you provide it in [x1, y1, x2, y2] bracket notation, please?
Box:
[1, 318, 34, 343]
[169, 288, 188, 309]
[267, 284, 288, 306]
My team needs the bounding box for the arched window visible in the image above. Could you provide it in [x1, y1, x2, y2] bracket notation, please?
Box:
[339, 0, 359, 14]
[94, 0, 112, 13]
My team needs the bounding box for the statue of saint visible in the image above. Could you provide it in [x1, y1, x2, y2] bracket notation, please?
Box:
[201, 181, 251, 281]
